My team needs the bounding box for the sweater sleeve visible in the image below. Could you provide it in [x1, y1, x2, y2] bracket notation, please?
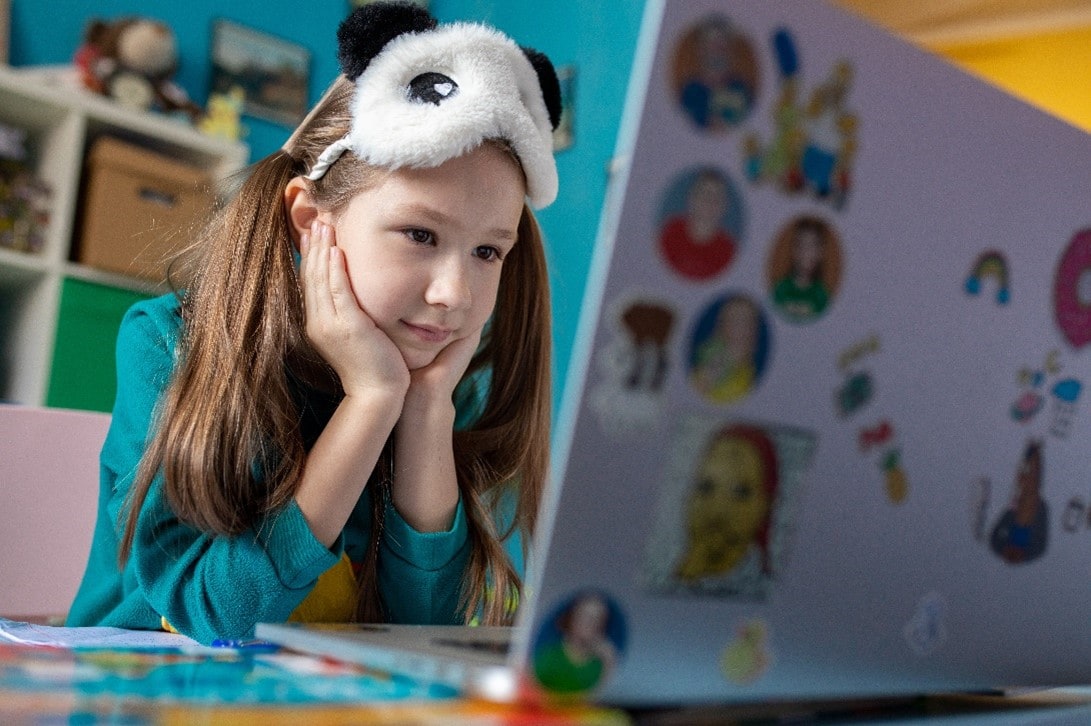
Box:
[106, 299, 340, 643]
[369, 364, 503, 623]
[378, 496, 471, 624]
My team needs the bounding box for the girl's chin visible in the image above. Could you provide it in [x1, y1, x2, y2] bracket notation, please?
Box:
[401, 349, 440, 371]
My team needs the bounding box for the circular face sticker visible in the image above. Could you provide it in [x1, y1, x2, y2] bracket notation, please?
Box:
[766, 215, 842, 323]
[657, 166, 746, 281]
[688, 293, 771, 404]
[671, 16, 759, 131]
[531, 591, 627, 696]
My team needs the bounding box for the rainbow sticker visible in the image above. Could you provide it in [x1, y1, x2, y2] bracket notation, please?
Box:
[964, 250, 1010, 305]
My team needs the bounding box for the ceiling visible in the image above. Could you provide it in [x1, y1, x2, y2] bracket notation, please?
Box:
[832, 0, 1091, 44]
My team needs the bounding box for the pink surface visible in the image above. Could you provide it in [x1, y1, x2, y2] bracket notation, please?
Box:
[0, 405, 110, 618]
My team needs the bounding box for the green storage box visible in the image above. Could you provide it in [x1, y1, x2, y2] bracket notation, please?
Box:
[47, 278, 150, 412]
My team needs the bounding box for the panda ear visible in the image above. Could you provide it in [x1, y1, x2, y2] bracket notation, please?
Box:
[337, 1, 437, 81]
[521, 47, 562, 132]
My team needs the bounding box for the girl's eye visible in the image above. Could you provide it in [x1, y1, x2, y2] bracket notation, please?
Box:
[405, 228, 434, 245]
[474, 245, 503, 262]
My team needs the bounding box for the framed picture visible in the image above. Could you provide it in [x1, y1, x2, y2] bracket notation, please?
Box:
[553, 65, 576, 152]
[0, 0, 9, 65]
[349, 0, 428, 8]
[210, 19, 311, 127]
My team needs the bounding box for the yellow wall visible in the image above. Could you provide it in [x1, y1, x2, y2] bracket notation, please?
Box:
[929, 25, 1091, 132]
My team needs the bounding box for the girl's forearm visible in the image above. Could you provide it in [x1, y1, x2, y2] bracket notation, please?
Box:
[295, 388, 404, 546]
[392, 398, 460, 533]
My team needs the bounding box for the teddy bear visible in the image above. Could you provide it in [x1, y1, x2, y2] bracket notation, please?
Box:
[74, 17, 201, 121]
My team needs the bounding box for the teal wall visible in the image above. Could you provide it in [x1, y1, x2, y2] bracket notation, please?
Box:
[10, 0, 645, 413]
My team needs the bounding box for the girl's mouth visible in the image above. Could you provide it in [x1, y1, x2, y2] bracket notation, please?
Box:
[402, 321, 453, 344]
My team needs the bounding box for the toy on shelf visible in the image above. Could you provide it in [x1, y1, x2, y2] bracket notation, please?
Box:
[198, 86, 246, 142]
[73, 16, 201, 121]
[0, 123, 51, 254]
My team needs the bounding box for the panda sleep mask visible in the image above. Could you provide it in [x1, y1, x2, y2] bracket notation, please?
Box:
[307, 1, 562, 209]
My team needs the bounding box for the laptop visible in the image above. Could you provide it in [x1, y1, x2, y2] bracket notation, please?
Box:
[257, 0, 1091, 706]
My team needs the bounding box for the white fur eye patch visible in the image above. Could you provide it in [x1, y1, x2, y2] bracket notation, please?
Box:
[307, 3, 561, 210]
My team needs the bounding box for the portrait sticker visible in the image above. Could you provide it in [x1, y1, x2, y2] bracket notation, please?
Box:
[657, 166, 746, 282]
[988, 439, 1049, 565]
[531, 591, 627, 696]
[642, 417, 816, 600]
[670, 15, 760, 132]
[688, 293, 771, 405]
[765, 215, 843, 323]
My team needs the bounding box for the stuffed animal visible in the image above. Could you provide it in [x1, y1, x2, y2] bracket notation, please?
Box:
[198, 86, 245, 141]
[74, 17, 201, 120]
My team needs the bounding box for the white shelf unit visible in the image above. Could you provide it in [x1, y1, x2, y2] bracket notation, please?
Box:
[0, 65, 249, 406]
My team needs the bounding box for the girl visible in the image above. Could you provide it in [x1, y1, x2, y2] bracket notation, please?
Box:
[67, 2, 561, 644]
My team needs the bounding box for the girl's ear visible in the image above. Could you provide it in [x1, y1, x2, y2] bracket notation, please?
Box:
[284, 177, 320, 250]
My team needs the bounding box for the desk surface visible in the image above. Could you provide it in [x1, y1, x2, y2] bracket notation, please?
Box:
[1, 641, 1090, 725]
[1, 616, 1090, 726]
[0, 641, 630, 725]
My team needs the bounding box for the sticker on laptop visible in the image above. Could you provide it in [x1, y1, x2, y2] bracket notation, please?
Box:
[642, 417, 816, 600]
[858, 419, 893, 453]
[766, 215, 843, 324]
[988, 439, 1049, 564]
[531, 591, 627, 696]
[835, 335, 880, 417]
[1048, 378, 1082, 438]
[833, 335, 910, 505]
[854, 420, 908, 504]
[656, 166, 746, 282]
[589, 296, 678, 435]
[1009, 352, 1081, 438]
[1061, 495, 1089, 534]
[722, 618, 773, 685]
[1011, 351, 1059, 424]
[881, 449, 909, 505]
[904, 592, 947, 657]
[1053, 227, 1091, 349]
[964, 250, 1011, 305]
[670, 15, 759, 132]
[688, 293, 771, 404]
[742, 29, 857, 210]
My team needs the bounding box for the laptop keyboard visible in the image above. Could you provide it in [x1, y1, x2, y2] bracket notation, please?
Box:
[431, 637, 511, 656]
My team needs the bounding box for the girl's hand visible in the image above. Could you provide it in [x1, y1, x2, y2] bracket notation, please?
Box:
[300, 221, 410, 400]
[403, 326, 482, 415]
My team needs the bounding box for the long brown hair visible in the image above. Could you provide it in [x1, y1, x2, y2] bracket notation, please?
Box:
[119, 75, 552, 626]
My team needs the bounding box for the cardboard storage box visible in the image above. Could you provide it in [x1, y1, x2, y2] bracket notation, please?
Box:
[76, 137, 212, 281]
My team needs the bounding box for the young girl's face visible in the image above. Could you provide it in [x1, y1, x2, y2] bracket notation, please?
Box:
[330, 144, 526, 370]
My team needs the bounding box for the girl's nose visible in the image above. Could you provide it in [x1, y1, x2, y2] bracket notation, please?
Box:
[425, 258, 471, 310]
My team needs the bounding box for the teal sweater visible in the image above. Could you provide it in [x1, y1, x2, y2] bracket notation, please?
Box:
[67, 293, 521, 643]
